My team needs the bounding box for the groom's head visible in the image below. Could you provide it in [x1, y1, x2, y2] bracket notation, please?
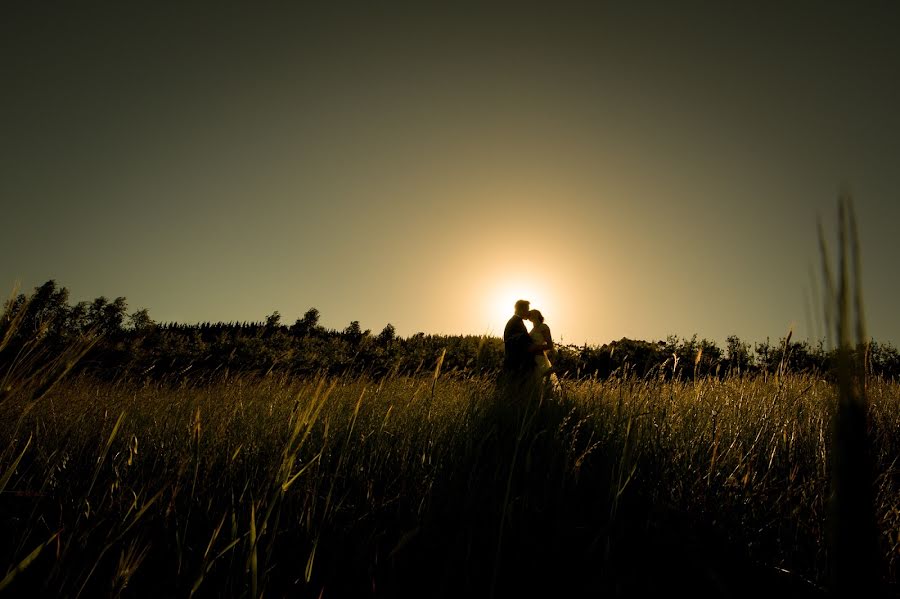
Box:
[514, 300, 530, 318]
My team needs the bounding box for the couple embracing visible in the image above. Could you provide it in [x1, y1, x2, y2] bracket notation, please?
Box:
[502, 299, 556, 387]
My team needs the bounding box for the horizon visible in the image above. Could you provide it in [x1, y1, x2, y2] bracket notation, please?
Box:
[7, 276, 894, 353]
[3, 3, 899, 348]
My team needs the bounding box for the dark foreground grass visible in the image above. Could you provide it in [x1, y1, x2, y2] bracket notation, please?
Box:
[1, 370, 898, 598]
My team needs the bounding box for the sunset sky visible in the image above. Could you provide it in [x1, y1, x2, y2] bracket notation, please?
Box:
[2, 2, 899, 347]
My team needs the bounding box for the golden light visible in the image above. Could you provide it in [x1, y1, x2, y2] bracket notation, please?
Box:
[483, 278, 557, 336]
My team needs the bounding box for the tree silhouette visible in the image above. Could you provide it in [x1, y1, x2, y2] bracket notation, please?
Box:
[265, 311, 281, 329]
[87, 296, 128, 338]
[291, 308, 320, 337]
[129, 308, 154, 332]
[377, 323, 396, 346]
[343, 320, 370, 346]
[23, 279, 70, 339]
[725, 335, 752, 373]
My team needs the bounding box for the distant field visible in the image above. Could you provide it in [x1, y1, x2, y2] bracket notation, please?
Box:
[1, 369, 897, 597]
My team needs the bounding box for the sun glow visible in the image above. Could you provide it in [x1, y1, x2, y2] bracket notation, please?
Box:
[485, 281, 555, 336]
[463, 245, 581, 343]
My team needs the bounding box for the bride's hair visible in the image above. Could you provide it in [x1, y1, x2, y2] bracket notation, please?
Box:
[528, 309, 544, 324]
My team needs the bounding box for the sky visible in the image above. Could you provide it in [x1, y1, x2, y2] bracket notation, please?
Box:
[2, 2, 899, 348]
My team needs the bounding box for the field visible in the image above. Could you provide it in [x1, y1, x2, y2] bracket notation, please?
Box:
[2, 366, 898, 597]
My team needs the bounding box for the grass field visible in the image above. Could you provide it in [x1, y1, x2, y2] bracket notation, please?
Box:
[1, 366, 897, 597]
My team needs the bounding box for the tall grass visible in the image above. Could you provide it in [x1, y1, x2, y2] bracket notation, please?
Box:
[0, 362, 897, 596]
[820, 194, 881, 596]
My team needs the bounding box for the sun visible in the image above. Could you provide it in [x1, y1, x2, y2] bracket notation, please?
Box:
[467, 255, 572, 340]
[485, 281, 553, 334]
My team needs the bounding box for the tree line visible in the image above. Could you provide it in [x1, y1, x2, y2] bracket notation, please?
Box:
[3, 280, 898, 382]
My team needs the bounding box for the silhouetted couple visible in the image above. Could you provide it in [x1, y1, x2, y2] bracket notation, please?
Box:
[502, 299, 557, 392]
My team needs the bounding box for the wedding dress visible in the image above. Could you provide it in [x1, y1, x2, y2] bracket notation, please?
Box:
[529, 322, 554, 377]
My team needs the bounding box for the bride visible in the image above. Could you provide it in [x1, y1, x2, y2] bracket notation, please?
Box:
[527, 309, 556, 381]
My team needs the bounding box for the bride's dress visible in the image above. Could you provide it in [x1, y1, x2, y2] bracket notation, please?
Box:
[529, 323, 554, 377]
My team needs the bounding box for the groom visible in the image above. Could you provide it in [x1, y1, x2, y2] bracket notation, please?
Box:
[502, 299, 546, 379]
